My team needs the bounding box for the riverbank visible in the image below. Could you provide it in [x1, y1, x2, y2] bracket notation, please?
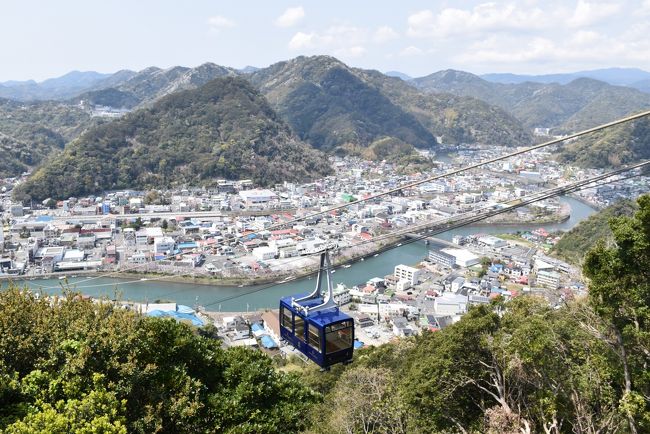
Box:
[2, 234, 407, 288]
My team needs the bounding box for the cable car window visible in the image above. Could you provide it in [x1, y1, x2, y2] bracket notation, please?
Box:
[325, 323, 353, 354]
[294, 314, 306, 342]
[308, 326, 321, 352]
[280, 307, 292, 330]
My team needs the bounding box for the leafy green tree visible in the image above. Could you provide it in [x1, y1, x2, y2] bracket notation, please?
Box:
[0, 286, 317, 433]
[583, 194, 650, 433]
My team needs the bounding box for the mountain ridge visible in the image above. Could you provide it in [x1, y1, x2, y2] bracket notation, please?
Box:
[14, 76, 330, 201]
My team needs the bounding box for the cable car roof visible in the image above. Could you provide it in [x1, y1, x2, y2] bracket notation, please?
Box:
[281, 294, 352, 327]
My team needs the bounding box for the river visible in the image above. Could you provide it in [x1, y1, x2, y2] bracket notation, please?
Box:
[3, 196, 595, 312]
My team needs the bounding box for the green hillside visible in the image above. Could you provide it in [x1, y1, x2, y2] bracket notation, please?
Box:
[250, 56, 532, 150]
[551, 199, 637, 264]
[14, 77, 330, 201]
[0, 287, 315, 433]
[249, 56, 438, 151]
[0, 98, 95, 178]
[413, 72, 650, 131]
[558, 117, 650, 168]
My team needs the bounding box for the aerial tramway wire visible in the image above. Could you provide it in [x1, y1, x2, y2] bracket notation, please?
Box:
[198, 160, 650, 308]
[47, 109, 650, 288]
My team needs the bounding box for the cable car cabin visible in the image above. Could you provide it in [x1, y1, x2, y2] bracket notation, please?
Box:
[279, 251, 354, 369]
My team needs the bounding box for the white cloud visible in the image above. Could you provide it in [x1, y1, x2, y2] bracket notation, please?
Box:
[275, 6, 305, 28]
[287, 25, 368, 58]
[335, 45, 366, 58]
[288, 31, 315, 50]
[400, 46, 424, 57]
[567, 0, 621, 28]
[374, 26, 399, 43]
[407, 4, 547, 39]
[207, 15, 235, 30]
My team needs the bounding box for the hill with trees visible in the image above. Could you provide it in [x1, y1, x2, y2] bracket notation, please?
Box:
[83, 63, 239, 108]
[558, 117, 650, 168]
[0, 71, 112, 101]
[412, 71, 650, 133]
[0, 98, 99, 178]
[552, 199, 637, 264]
[13, 77, 330, 201]
[249, 56, 532, 150]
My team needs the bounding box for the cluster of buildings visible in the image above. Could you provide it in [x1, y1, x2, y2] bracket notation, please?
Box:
[1, 147, 646, 281]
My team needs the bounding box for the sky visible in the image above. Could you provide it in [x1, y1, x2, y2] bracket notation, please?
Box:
[2, 0, 650, 82]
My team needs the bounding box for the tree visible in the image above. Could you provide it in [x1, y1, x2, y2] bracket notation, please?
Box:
[161, 219, 168, 230]
[0, 286, 317, 433]
[583, 194, 650, 433]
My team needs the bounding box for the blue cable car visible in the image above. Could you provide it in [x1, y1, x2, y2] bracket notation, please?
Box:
[279, 250, 354, 369]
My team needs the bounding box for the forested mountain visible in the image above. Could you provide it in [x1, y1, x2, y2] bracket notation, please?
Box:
[356, 66, 532, 147]
[0, 98, 98, 178]
[412, 70, 650, 131]
[248, 56, 438, 151]
[249, 56, 531, 150]
[74, 63, 239, 109]
[14, 77, 330, 201]
[551, 199, 637, 264]
[558, 117, 650, 168]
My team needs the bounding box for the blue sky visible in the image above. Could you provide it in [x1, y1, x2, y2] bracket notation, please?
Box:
[2, 0, 649, 81]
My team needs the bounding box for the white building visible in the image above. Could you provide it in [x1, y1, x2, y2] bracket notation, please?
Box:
[154, 237, 175, 254]
[252, 246, 276, 261]
[478, 235, 507, 248]
[239, 189, 277, 207]
[269, 238, 298, 258]
[440, 248, 480, 268]
[63, 249, 84, 262]
[394, 264, 421, 286]
[537, 270, 561, 289]
[434, 293, 468, 315]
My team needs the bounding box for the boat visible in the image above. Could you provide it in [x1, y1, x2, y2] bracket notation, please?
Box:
[397, 243, 402, 246]
[58, 276, 66, 280]
[343, 264, 351, 268]
[331, 270, 336, 273]
[373, 253, 379, 257]
[360, 258, 365, 261]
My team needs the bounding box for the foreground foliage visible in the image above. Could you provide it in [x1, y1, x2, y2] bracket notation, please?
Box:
[0, 288, 317, 433]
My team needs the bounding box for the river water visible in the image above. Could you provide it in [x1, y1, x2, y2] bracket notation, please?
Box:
[4, 196, 595, 312]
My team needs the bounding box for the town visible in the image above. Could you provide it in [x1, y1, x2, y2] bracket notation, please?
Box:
[2, 144, 647, 353]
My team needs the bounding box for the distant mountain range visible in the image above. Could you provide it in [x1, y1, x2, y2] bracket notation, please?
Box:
[481, 67, 650, 88]
[14, 77, 330, 201]
[73, 55, 534, 149]
[3, 58, 650, 190]
[0, 71, 113, 101]
[411, 69, 650, 132]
